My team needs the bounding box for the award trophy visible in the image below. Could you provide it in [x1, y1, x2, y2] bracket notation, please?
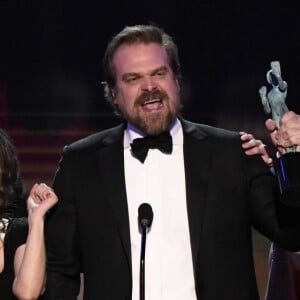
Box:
[259, 61, 300, 208]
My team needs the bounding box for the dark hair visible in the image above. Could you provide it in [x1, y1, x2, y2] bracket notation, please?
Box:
[103, 24, 181, 109]
[0, 129, 20, 228]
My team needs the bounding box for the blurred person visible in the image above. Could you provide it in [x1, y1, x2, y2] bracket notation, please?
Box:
[264, 111, 300, 300]
[0, 129, 58, 299]
[265, 243, 300, 300]
[243, 112, 300, 300]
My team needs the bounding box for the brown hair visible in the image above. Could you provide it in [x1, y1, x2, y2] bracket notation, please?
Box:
[103, 24, 181, 110]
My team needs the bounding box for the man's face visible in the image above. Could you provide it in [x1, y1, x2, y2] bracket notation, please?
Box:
[111, 42, 181, 136]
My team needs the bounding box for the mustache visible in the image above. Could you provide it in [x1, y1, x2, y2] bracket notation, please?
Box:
[135, 89, 168, 105]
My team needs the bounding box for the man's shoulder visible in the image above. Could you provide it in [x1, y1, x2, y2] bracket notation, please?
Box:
[63, 124, 124, 155]
[181, 118, 239, 141]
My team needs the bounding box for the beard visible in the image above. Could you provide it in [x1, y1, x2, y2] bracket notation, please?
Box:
[122, 89, 181, 136]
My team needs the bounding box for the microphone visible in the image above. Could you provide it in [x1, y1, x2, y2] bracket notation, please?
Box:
[138, 203, 153, 229]
[138, 203, 153, 300]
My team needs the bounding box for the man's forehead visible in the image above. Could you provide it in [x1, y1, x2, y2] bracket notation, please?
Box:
[112, 42, 169, 71]
[113, 42, 167, 60]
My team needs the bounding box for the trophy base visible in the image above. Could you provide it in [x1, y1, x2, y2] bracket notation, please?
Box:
[275, 152, 300, 207]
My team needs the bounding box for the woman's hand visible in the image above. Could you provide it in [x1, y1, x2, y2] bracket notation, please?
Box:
[27, 183, 58, 218]
[240, 131, 273, 167]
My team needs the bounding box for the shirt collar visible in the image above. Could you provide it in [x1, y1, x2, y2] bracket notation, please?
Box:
[124, 118, 183, 149]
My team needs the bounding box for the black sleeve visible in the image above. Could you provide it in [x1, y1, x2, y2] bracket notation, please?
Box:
[5, 217, 28, 257]
[6, 176, 27, 218]
[44, 152, 81, 300]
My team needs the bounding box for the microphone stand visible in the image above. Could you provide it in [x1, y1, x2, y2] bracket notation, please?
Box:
[140, 223, 147, 300]
[138, 203, 153, 300]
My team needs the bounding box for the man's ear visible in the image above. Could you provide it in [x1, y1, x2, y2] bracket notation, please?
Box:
[111, 89, 116, 103]
[176, 78, 180, 92]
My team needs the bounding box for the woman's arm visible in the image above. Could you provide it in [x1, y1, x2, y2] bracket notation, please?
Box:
[12, 183, 58, 300]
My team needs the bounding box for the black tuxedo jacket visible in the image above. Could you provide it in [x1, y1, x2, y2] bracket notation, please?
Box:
[44, 119, 300, 300]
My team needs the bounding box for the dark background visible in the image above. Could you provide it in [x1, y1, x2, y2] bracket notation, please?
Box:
[0, 1, 299, 298]
[0, 0, 299, 138]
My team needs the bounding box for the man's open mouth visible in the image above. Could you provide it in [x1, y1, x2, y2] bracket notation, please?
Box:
[141, 98, 163, 110]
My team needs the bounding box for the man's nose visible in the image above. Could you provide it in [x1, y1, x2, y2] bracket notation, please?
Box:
[141, 76, 158, 92]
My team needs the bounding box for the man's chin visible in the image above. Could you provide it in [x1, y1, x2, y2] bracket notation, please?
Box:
[138, 114, 175, 136]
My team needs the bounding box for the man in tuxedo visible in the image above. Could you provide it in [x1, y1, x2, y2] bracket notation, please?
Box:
[44, 24, 300, 300]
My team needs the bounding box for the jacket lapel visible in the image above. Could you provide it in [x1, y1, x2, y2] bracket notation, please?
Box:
[181, 119, 213, 276]
[95, 124, 132, 273]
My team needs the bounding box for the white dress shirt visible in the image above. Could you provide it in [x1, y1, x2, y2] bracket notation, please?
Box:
[124, 119, 197, 300]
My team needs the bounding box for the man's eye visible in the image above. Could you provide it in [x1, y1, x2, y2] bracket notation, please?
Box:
[155, 70, 166, 77]
[125, 76, 139, 83]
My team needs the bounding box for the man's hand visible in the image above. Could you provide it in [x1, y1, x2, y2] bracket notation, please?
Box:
[266, 111, 300, 154]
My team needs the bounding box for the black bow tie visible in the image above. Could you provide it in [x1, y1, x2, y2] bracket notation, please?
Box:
[130, 132, 173, 163]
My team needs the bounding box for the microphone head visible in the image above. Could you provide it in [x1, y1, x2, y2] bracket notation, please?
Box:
[138, 203, 153, 228]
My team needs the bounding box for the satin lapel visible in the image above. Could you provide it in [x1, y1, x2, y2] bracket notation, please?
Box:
[182, 119, 213, 275]
[95, 125, 132, 272]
